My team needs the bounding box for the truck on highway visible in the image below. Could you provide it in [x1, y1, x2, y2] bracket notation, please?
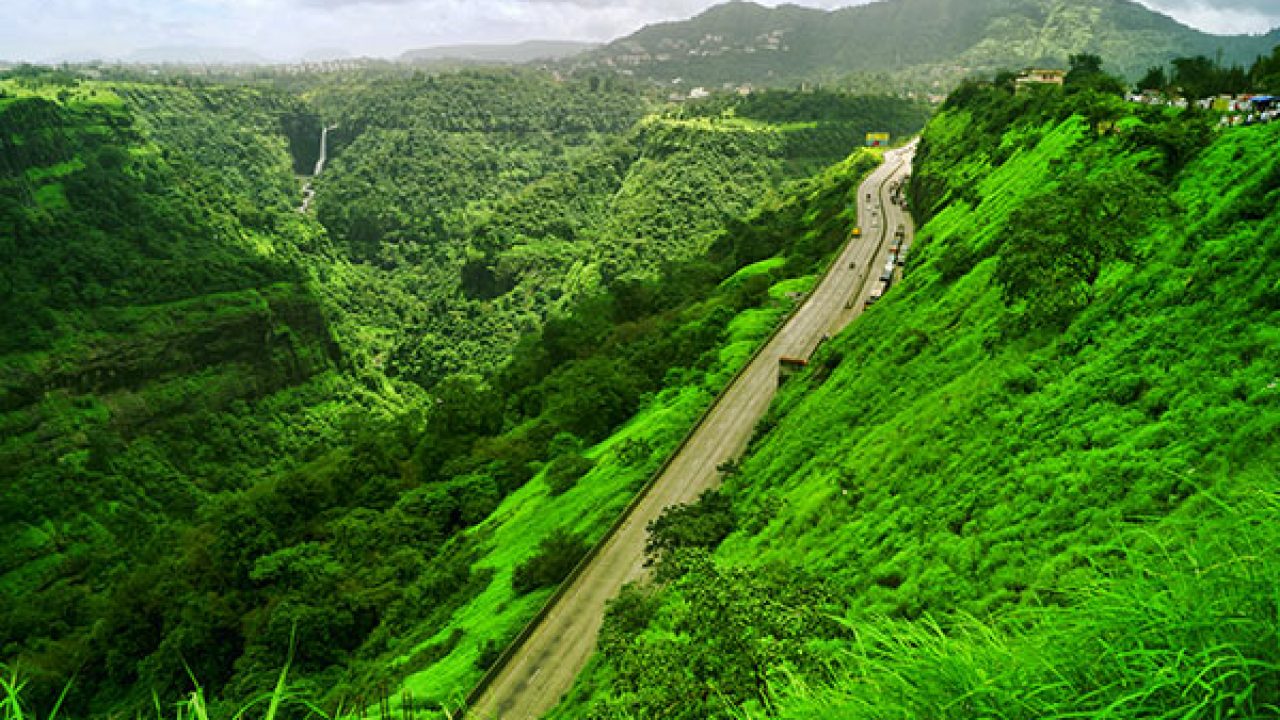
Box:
[865, 281, 886, 307]
[851, 227, 862, 238]
[778, 355, 809, 384]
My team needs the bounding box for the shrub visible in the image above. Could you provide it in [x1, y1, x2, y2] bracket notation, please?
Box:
[511, 529, 590, 595]
[544, 453, 594, 496]
[645, 489, 735, 580]
[474, 638, 506, 671]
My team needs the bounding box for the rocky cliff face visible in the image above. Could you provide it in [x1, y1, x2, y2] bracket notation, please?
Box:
[2, 285, 338, 409]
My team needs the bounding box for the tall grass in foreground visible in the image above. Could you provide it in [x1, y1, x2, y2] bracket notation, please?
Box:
[1, 638, 345, 720]
[753, 484, 1280, 719]
[1, 665, 71, 720]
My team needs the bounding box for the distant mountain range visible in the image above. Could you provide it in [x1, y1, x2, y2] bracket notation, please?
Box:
[399, 40, 598, 65]
[566, 0, 1280, 88]
[26, 0, 1280, 82]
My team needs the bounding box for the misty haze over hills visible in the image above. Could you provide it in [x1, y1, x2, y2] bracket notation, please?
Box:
[41, 41, 594, 68]
[123, 46, 272, 65]
[399, 40, 599, 65]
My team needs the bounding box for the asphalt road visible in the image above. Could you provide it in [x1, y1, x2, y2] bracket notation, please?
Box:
[467, 142, 917, 720]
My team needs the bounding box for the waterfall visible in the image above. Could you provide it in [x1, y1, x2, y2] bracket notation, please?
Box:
[312, 125, 331, 176]
[299, 125, 336, 214]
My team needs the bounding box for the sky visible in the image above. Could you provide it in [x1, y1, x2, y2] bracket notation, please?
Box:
[3, 0, 1278, 64]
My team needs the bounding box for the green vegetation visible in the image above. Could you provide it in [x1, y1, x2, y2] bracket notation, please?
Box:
[552, 62, 1280, 718]
[113, 82, 321, 196]
[382, 149, 880, 711]
[0, 78, 311, 355]
[567, 0, 1280, 90]
[512, 530, 591, 596]
[676, 90, 931, 178]
[1, 650, 331, 720]
[303, 73, 915, 385]
[10, 24, 1280, 720]
[0, 62, 906, 717]
[1135, 43, 1280, 97]
[0, 71, 382, 716]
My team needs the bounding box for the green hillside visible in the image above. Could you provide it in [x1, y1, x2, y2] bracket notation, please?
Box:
[0, 65, 922, 717]
[0, 74, 366, 714]
[570, 0, 1280, 89]
[377, 150, 881, 712]
[551, 69, 1280, 717]
[304, 71, 928, 384]
[13, 33, 1278, 719]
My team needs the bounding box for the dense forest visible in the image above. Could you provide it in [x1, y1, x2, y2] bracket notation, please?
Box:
[549, 52, 1280, 718]
[0, 63, 924, 717]
[303, 73, 927, 384]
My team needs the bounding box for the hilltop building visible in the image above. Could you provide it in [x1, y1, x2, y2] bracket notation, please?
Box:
[1016, 68, 1065, 93]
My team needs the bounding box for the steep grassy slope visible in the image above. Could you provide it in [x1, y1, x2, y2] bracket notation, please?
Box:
[553, 84, 1280, 718]
[569, 0, 1280, 89]
[0, 67, 901, 718]
[380, 152, 880, 714]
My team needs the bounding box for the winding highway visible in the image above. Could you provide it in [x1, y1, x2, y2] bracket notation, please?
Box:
[466, 141, 917, 720]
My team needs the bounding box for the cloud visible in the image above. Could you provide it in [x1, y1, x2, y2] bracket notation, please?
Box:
[1151, 0, 1276, 12]
[294, 0, 692, 9]
[1, 0, 1275, 64]
[1135, 0, 1280, 34]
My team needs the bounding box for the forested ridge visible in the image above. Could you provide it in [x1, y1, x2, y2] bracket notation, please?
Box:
[549, 56, 1280, 719]
[0, 64, 923, 717]
[567, 0, 1280, 91]
[305, 72, 927, 384]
